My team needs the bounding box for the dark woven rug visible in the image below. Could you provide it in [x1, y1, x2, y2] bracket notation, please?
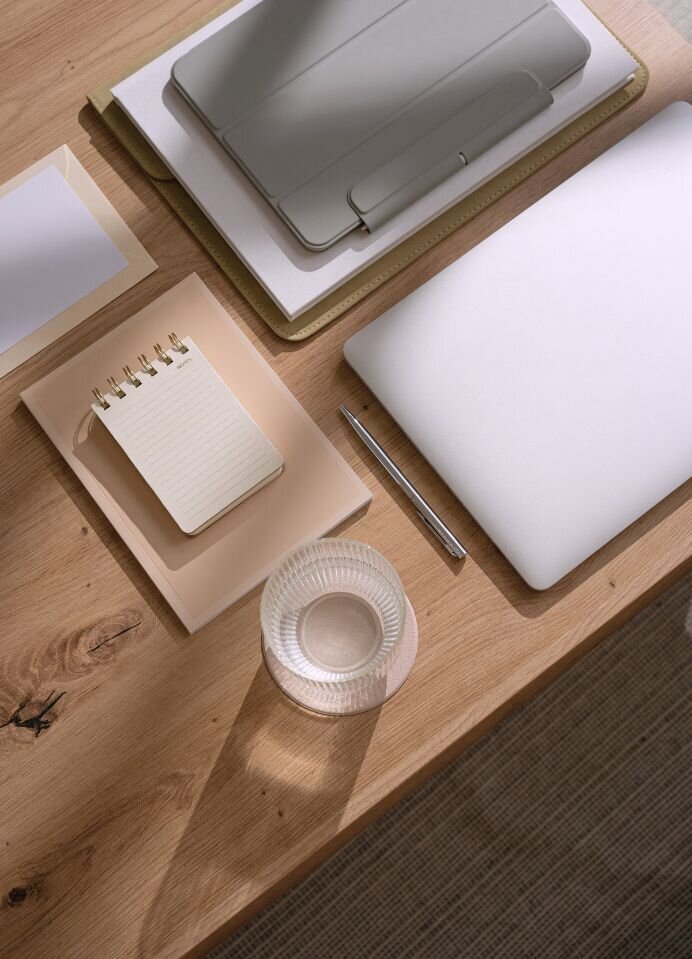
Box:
[208, 573, 691, 958]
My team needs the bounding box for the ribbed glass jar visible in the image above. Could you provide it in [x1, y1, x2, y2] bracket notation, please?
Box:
[261, 539, 408, 714]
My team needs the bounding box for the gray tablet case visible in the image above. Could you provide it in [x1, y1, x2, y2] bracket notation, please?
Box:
[171, 0, 591, 251]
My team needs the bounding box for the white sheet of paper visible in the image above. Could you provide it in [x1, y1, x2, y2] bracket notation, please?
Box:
[113, 0, 636, 320]
[0, 166, 128, 355]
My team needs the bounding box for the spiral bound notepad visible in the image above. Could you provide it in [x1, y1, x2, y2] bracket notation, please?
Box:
[91, 334, 284, 535]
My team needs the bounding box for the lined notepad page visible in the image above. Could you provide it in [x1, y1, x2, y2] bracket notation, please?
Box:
[93, 337, 283, 534]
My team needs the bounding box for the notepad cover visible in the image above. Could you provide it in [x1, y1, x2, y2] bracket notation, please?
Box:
[92, 338, 284, 535]
[21, 275, 371, 632]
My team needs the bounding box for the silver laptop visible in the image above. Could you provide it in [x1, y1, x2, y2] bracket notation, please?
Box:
[344, 103, 692, 590]
[171, 0, 590, 250]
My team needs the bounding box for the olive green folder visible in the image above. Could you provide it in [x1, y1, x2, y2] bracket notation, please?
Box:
[87, 1, 648, 341]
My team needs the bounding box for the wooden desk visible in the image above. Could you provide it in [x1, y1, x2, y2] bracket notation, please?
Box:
[0, 2, 690, 956]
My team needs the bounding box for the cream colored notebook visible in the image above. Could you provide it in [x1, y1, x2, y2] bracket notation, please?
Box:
[21, 275, 371, 632]
[92, 337, 283, 535]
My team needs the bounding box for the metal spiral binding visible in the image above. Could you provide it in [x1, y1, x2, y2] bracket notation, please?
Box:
[92, 333, 186, 410]
[169, 332, 189, 354]
[154, 342, 173, 365]
[123, 365, 142, 388]
[138, 354, 157, 376]
[92, 388, 109, 410]
[107, 376, 125, 398]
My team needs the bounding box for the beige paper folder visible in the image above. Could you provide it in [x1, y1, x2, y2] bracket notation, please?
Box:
[21, 275, 371, 631]
[0, 145, 156, 377]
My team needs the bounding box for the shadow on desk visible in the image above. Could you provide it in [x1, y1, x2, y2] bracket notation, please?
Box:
[137, 665, 379, 958]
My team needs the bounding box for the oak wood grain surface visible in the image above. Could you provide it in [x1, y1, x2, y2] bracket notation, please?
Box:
[0, 1, 690, 956]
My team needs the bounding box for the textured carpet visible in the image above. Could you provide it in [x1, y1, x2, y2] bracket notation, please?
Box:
[207, 5, 692, 956]
[208, 574, 692, 958]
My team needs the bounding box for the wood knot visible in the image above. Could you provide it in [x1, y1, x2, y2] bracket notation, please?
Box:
[85, 613, 143, 658]
[7, 886, 28, 906]
[47, 612, 144, 676]
[1, 691, 65, 738]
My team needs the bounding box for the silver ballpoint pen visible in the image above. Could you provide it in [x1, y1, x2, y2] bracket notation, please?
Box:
[339, 405, 467, 560]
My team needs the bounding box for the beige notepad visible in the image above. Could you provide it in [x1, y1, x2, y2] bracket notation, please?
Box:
[92, 337, 283, 534]
[22, 275, 371, 631]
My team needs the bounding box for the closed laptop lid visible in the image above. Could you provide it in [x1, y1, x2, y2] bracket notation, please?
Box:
[344, 102, 692, 590]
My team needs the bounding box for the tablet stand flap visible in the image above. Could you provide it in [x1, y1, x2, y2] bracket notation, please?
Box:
[349, 72, 553, 232]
